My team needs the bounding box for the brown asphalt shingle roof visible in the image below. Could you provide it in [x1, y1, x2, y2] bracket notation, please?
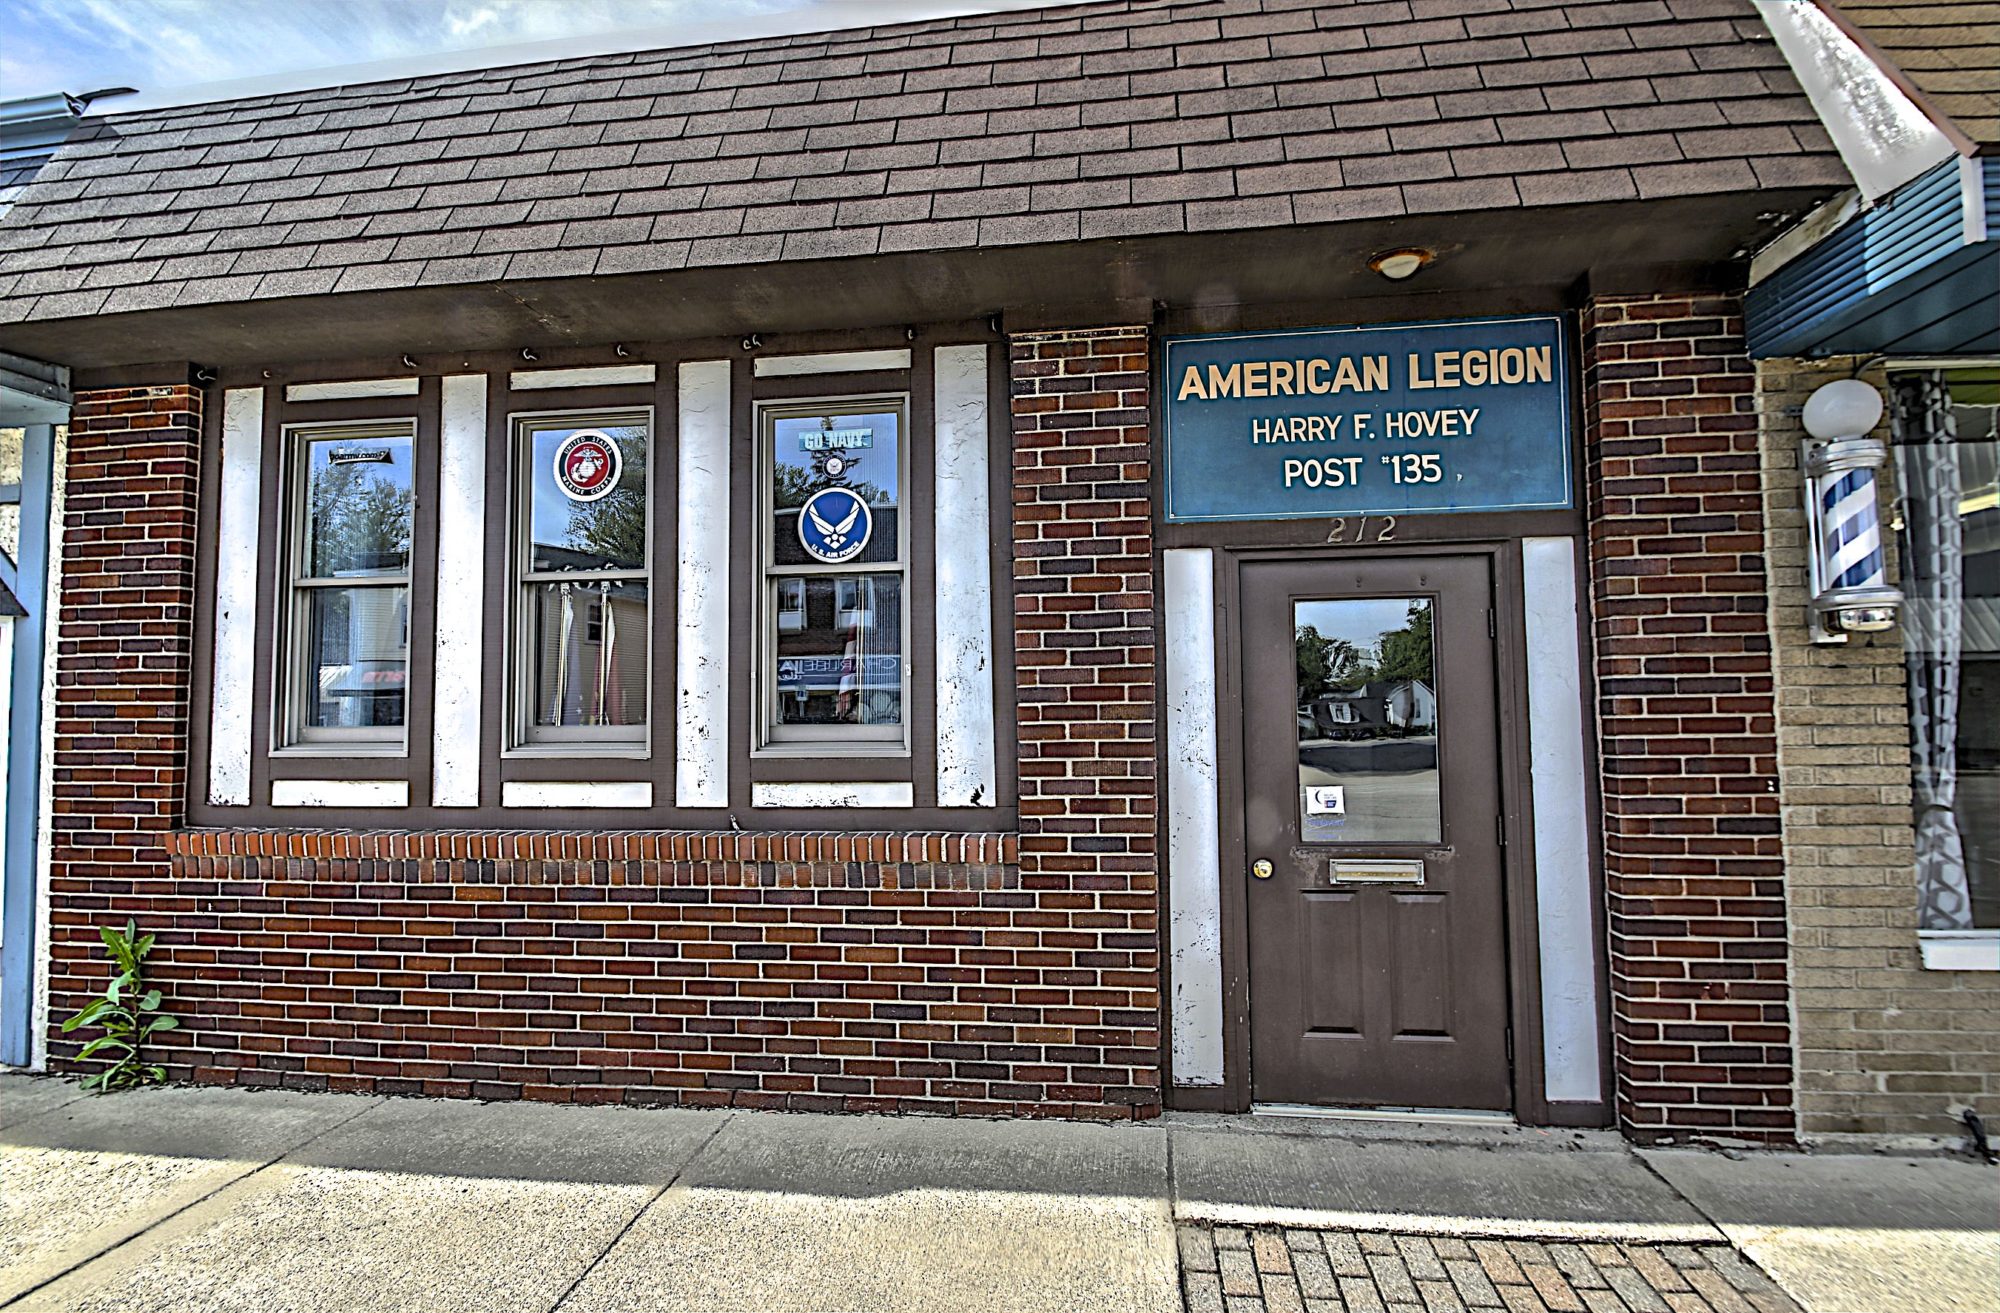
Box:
[0, 0, 1848, 326]
[1833, 1, 2000, 145]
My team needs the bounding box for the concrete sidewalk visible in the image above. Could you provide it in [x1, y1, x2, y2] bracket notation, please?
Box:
[0, 1075, 1991, 1313]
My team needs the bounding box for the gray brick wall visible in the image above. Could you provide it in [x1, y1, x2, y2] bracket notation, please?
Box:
[1758, 357, 2000, 1141]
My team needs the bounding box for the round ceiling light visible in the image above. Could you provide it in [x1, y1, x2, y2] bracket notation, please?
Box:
[1368, 248, 1435, 280]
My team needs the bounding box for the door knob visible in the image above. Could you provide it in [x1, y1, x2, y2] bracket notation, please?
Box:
[1252, 859, 1273, 880]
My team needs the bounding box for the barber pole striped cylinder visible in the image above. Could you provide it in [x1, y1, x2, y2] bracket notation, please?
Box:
[1802, 434, 1901, 639]
[1818, 463, 1888, 592]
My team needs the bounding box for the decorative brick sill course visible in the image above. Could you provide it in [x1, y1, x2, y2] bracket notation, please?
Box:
[166, 828, 1017, 866]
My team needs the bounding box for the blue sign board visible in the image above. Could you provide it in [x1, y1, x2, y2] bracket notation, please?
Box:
[1162, 315, 1573, 523]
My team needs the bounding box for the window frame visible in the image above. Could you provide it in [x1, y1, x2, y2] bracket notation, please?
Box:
[504, 404, 656, 756]
[275, 418, 419, 754]
[754, 392, 913, 756]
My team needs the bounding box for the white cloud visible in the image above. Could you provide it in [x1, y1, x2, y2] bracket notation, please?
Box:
[0, 0, 806, 100]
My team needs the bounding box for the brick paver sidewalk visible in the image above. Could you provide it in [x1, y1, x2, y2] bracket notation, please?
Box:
[1178, 1224, 1802, 1313]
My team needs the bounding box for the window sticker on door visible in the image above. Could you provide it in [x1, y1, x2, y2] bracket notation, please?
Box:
[1304, 785, 1346, 817]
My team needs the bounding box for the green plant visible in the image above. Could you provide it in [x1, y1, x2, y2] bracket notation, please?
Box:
[59, 920, 178, 1092]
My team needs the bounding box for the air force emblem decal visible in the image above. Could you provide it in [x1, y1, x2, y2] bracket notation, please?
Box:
[798, 486, 872, 564]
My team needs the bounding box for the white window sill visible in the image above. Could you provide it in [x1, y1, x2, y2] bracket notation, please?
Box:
[501, 744, 651, 760]
[1918, 930, 2000, 972]
[271, 743, 409, 759]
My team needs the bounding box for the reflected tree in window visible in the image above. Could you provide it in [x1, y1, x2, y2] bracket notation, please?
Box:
[308, 461, 411, 575]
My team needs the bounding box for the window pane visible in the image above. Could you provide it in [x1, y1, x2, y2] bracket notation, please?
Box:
[526, 420, 648, 573]
[304, 433, 413, 577]
[525, 579, 649, 729]
[1897, 374, 2000, 928]
[772, 573, 902, 726]
[770, 409, 900, 568]
[302, 585, 408, 728]
[1294, 597, 1440, 844]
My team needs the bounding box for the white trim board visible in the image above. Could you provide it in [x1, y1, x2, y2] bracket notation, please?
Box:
[501, 781, 653, 809]
[431, 375, 487, 808]
[753, 349, 912, 377]
[931, 343, 998, 808]
[676, 360, 732, 808]
[1522, 536, 1604, 1105]
[285, 377, 420, 402]
[271, 779, 409, 808]
[1164, 547, 1224, 1087]
[208, 387, 264, 807]
[751, 782, 914, 808]
[510, 364, 657, 389]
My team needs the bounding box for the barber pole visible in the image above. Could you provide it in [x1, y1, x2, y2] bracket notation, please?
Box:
[1800, 379, 1903, 642]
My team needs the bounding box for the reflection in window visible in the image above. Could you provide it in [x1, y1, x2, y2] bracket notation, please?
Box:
[513, 411, 650, 747]
[760, 400, 907, 747]
[1294, 597, 1439, 844]
[284, 425, 414, 744]
[1895, 370, 1999, 929]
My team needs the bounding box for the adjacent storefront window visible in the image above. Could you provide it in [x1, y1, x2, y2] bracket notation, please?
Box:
[511, 410, 651, 748]
[758, 398, 907, 749]
[281, 423, 415, 747]
[1292, 596, 1440, 845]
[1893, 370, 1999, 930]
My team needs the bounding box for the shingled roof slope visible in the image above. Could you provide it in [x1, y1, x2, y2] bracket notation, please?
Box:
[1833, 0, 2000, 144]
[0, 0, 1847, 326]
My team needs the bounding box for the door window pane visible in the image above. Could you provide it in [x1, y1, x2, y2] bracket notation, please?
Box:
[303, 433, 413, 577]
[302, 585, 408, 729]
[1294, 597, 1440, 844]
[524, 579, 649, 729]
[772, 573, 903, 726]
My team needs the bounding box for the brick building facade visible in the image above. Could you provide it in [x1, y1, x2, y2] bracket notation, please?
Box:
[5, 0, 1988, 1146]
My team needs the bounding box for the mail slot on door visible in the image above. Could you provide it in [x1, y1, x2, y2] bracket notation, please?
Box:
[1327, 858, 1426, 885]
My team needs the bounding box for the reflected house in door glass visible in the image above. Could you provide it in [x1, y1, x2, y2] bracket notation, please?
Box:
[1294, 597, 1441, 845]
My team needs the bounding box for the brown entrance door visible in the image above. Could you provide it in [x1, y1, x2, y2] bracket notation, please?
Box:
[1242, 554, 1512, 1111]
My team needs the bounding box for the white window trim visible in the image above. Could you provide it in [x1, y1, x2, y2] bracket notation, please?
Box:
[1918, 930, 2000, 972]
[504, 406, 655, 755]
[754, 393, 913, 757]
[275, 419, 417, 756]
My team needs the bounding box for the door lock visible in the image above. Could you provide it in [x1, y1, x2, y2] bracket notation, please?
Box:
[1251, 859, 1273, 880]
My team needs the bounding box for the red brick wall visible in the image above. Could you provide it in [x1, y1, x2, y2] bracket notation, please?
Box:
[45, 383, 204, 1038]
[46, 360, 1166, 1120]
[1007, 324, 1162, 1109]
[1581, 294, 1794, 1142]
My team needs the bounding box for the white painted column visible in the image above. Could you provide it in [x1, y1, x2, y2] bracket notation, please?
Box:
[676, 360, 731, 808]
[1522, 536, 1605, 1105]
[208, 387, 263, 806]
[932, 343, 998, 808]
[1165, 547, 1224, 1086]
[431, 375, 488, 807]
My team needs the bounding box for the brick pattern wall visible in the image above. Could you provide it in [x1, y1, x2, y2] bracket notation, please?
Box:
[46, 370, 1167, 1120]
[1008, 326, 1163, 1114]
[45, 383, 204, 1047]
[1581, 295, 1794, 1142]
[1759, 358, 2000, 1140]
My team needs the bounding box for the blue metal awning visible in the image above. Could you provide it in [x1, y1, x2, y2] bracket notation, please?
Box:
[1747, 157, 1999, 359]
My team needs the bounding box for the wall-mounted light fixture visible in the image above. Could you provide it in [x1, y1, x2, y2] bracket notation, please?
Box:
[1800, 378, 1902, 642]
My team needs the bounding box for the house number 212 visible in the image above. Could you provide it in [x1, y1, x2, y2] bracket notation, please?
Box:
[1325, 515, 1396, 544]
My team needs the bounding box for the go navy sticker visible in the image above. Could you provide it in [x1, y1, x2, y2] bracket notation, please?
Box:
[553, 429, 622, 502]
[798, 486, 872, 564]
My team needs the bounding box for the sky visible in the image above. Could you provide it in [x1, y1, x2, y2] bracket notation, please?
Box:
[0, 0, 983, 109]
